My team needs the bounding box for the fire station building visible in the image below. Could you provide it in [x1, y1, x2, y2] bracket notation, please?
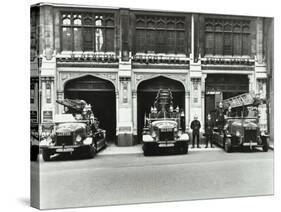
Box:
[30, 3, 274, 146]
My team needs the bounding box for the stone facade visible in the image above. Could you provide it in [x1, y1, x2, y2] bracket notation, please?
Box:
[30, 3, 273, 145]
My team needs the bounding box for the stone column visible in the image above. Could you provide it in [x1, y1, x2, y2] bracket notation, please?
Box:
[185, 91, 190, 131]
[248, 74, 255, 94]
[41, 77, 55, 123]
[40, 5, 55, 59]
[201, 74, 207, 129]
[256, 78, 267, 99]
[191, 14, 195, 60]
[115, 90, 119, 137]
[201, 91, 205, 130]
[256, 17, 264, 64]
[56, 91, 64, 114]
[132, 90, 138, 138]
[41, 80, 45, 123]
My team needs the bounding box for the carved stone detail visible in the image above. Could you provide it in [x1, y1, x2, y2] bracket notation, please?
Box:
[59, 71, 118, 91]
[45, 48, 54, 60]
[134, 73, 188, 91]
[191, 78, 201, 90]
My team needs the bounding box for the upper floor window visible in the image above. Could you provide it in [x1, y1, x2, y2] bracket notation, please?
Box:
[135, 15, 186, 54]
[204, 18, 251, 56]
[61, 12, 115, 52]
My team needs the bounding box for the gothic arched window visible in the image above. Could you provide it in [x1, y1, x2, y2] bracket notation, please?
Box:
[204, 18, 251, 56]
[135, 15, 186, 54]
[60, 12, 115, 52]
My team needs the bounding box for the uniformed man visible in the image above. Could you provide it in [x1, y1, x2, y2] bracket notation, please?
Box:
[226, 106, 233, 117]
[205, 113, 214, 148]
[216, 102, 225, 134]
[190, 115, 201, 148]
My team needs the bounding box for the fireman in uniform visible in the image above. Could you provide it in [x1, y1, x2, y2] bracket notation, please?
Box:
[205, 113, 214, 148]
[226, 106, 232, 117]
[216, 102, 225, 134]
[190, 115, 201, 148]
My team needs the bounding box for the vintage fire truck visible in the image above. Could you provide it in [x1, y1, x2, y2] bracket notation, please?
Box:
[40, 99, 106, 161]
[142, 89, 189, 156]
[212, 93, 270, 152]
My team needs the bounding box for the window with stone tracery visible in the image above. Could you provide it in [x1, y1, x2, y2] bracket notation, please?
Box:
[61, 12, 115, 52]
[135, 15, 187, 54]
[204, 18, 251, 56]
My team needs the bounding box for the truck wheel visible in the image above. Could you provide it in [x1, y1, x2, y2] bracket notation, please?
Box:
[42, 150, 51, 161]
[88, 146, 96, 158]
[224, 138, 232, 153]
[178, 143, 188, 154]
[143, 144, 151, 156]
[262, 137, 269, 152]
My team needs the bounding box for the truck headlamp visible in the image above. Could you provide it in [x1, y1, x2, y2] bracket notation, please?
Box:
[83, 137, 92, 145]
[152, 131, 156, 138]
[178, 133, 189, 141]
[177, 130, 182, 137]
[143, 135, 154, 142]
[236, 131, 241, 137]
[76, 135, 82, 143]
[260, 130, 267, 136]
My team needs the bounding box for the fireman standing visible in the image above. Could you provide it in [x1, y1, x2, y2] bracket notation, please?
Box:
[205, 113, 214, 148]
[190, 115, 201, 148]
[216, 102, 225, 134]
[226, 106, 233, 117]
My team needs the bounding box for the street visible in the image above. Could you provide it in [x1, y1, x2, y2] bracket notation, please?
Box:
[34, 147, 274, 209]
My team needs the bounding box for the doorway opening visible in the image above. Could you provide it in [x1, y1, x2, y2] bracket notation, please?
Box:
[64, 75, 116, 141]
[137, 76, 185, 142]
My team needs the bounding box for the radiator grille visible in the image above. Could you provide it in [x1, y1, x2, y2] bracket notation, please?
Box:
[159, 130, 174, 141]
[244, 129, 257, 142]
[56, 135, 73, 146]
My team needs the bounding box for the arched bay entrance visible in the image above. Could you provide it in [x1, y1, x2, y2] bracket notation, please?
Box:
[137, 76, 185, 141]
[64, 75, 116, 140]
[205, 74, 249, 121]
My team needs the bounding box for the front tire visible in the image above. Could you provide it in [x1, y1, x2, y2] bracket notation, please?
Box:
[177, 143, 188, 154]
[42, 149, 51, 161]
[224, 138, 232, 153]
[262, 137, 269, 152]
[143, 143, 152, 156]
[87, 145, 96, 158]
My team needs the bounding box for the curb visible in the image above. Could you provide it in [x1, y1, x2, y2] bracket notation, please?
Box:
[98, 146, 221, 156]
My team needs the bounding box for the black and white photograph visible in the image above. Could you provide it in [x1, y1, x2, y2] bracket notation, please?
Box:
[27, 0, 275, 210]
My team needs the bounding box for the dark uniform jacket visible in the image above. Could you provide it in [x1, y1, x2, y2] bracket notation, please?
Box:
[216, 108, 225, 122]
[226, 110, 235, 117]
[205, 119, 214, 135]
[191, 120, 201, 134]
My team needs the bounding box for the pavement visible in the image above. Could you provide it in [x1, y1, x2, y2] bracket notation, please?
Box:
[36, 149, 274, 209]
[99, 143, 221, 156]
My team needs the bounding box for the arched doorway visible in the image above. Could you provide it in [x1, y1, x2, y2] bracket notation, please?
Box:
[64, 75, 116, 141]
[137, 76, 185, 141]
[205, 74, 249, 121]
